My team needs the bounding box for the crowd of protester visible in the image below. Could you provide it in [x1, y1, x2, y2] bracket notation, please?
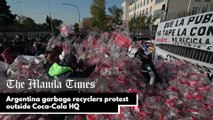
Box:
[0, 34, 49, 64]
[0, 22, 159, 86]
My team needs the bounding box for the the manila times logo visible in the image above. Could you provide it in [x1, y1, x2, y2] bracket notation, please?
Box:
[6, 79, 98, 90]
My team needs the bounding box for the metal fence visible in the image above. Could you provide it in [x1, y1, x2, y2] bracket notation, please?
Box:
[156, 44, 213, 64]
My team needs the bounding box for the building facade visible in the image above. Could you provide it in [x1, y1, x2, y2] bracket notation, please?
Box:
[166, 0, 213, 20]
[122, 0, 167, 24]
[122, 0, 134, 23]
[122, 0, 213, 24]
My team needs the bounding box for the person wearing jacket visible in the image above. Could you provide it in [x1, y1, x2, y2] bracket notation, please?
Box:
[135, 41, 160, 86]
[48, 52, 96, 79]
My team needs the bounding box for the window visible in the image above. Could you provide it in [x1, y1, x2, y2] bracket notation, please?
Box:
[147, 0, 149, 4]
[143, 9, 145, 15]
[150, 6, 152, 13]
[154, 9, 162, 17]
[138, 4, 140, 9]
[195, 0, 201, 2]
[146, 8, 149, 13]
[202, 6, 207, 12]
[211, 3, 213, 11]
[205, 0, 210, 2]
[155, 0, 164, 4]
[141, 2, 143, 7]
[192, 7, 198, 14]
[144, 0, 146, 6]
[151, 0, 153, 2]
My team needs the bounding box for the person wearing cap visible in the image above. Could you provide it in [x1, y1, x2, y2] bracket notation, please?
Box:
[135, 41, 160, 86]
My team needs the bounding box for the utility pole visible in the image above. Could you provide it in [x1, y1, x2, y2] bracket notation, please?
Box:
[16, 0, 23, 16]
[46, 0, 54, 32]
[62, 3, 81, 24]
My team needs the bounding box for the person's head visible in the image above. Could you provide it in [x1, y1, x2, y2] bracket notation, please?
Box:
[47, 50, 60, 64]
[15, 35, 19, 39]
[145, 41, 152, 47]
[145, 42, 150, 48]
[145, 41, 150, 46]
[44, 50, 51, 58]
[64, 54, 77, 69]
[52, 46, 62, 56]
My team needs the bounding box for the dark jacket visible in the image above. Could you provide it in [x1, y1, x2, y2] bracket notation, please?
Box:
[135, 47, 153, 71]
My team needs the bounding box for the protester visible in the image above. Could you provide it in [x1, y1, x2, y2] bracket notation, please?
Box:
[74, 23, 80, 34]
[135, 41, 161, 86]
[1, 45, 14, 64]
[47, 47, 96, 79]
[33, 41, 38, 55]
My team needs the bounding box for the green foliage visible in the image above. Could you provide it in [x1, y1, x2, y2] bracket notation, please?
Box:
[22, 17, 36, 26]
[82, 17, 92, 29]
[108, 5, 123, 25]
[46, 16, 63, 30]
[0, 0, 16, 25]
[129, 15, 158, 34]
[16, 15, 27, 24]
[90, 0, 107, 31]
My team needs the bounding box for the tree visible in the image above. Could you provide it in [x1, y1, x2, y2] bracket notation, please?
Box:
[46, 16, 55, 30]
[46, 16, 63, 30]
[82, 17, 92, 29]
[108, 5, 123, 25]
[37, 23, 49, 30]
[46, 16, 51, 28]
[22, 17, 36, 26]
[129, 15, 157, 35]
[0, 0, 16, 25]
[90, 0, 107, 31]
[16, 15, 27, 24]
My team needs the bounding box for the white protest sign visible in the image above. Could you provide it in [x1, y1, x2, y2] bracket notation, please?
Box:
[155, 12, 213, 52]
